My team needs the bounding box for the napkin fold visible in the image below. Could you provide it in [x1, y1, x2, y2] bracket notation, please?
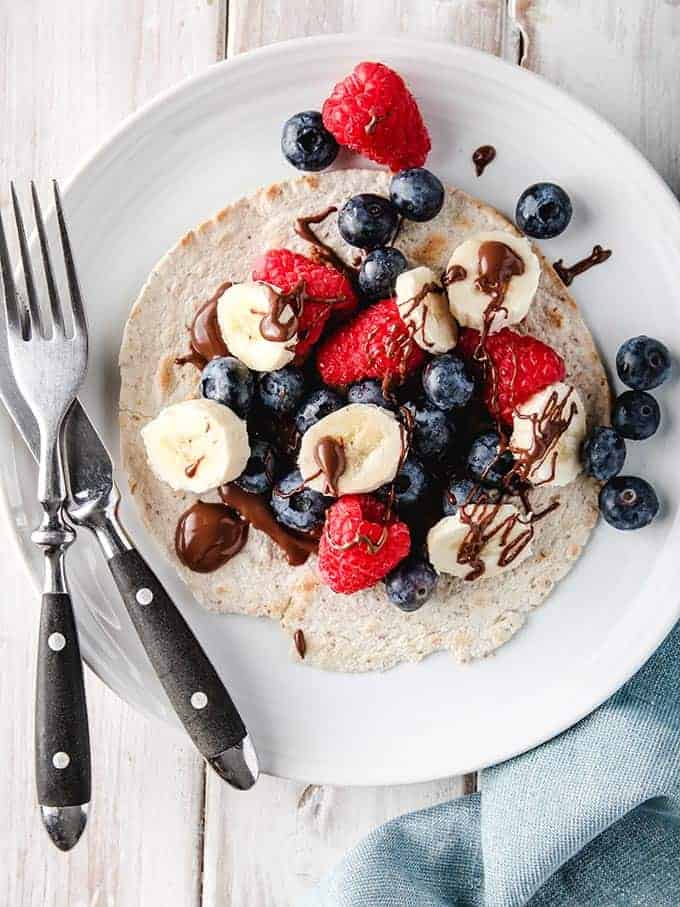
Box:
[304, 621, 680, 906]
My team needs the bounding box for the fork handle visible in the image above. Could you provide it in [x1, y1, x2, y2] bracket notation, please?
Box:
[35, 592, 91, 807]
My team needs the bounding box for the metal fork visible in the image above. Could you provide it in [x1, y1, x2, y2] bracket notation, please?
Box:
[0, 182, 91, 851]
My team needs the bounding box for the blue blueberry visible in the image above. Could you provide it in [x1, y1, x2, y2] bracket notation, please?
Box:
[422, 353, 475, 411]
[582, 426, 626, 481]
[442, 477, 500, 516]
[200, 356, 255, 418]
[358, 247, 408, 300]
[405, 403, 455, 459]
[294, 388, 345, 436]
[385, 556, 438, 612]
[234, 440, 278, 495]
[386, 457, 430, 510]
[258, 367, 305, 416]
[271, 469, 331, 534]
[337, 194, 399, 250]
[389, 168, 445, 223]
[281, 111, 339, 172]
[467, 431, 514, 487]
[516, 182, 573, 239]
[347, 379, 395, 409]
[616, 336, 671, 391]
[612, 390, 660, 440]
[599, 475, 659, 531]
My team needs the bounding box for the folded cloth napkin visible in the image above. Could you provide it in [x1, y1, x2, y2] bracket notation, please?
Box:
[304, 621, 680, 906]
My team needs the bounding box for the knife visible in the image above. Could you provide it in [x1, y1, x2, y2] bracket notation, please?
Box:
[0, 367, 259, 790]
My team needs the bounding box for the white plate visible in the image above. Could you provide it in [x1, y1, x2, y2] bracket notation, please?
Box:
[3, 35, 680, 786]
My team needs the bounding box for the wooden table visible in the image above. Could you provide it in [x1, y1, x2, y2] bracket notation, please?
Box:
[1, 2, 678, 903]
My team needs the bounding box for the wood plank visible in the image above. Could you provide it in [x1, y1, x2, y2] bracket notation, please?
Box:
[512, 0, 680, 194]
[0, 2, 225, 904]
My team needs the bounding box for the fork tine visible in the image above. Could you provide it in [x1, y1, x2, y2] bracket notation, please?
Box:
[53, 181, 86, 339]
[0, 204, 23, 336]
[11, 183, 43, 339]
[31, 181, 65, 336]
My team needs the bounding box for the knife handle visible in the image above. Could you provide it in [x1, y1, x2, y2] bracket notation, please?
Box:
[35, 593, 91, 807]
[107, 548, 247, 759]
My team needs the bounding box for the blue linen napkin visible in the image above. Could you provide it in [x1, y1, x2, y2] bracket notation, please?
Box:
[304, 621, 680, 905]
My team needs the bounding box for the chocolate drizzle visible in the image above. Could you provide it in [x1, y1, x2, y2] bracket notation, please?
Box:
[553, 245, 612, 286]
[442, 265, 467, 287]
[509, 386, 578, 487]
[175, 281, 231, 369]
[399, 282, 445, 350]
[364, 113, 384, 135]
[256, 283, 302, 343]
[294, 629, 307, 659]
[175, 501, 248, 573]
[313, 436, 346, 496]
[474, 241, 525, 358]
[294, 207, 356, 281]
[472, 144, 496, 177]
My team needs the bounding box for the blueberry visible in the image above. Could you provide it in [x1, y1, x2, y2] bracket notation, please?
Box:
[616, 335, 671, 391]
[405, 403, 455, 460]
[422, 353, 475, 411]
[358, 247, 408, 300]
[612, 390, 660, 440]
[234, 440, 278, 494]
[389, 168, 445, 223]
[442, 477, 500, 516]
[582, 426, 626, 481]
[258, 367, 305, 416]
[599, 475, 659, 531]
[337, 194, 399, 250]
[271, 469, 331, 533]
[385, 556, 438, 612]
[200, 356, 255, 418]
[294, 388, 345, 436]
[515, 182, 573, 239]
[467, 431, 514, 487]
[281, 111, 339, 172]
[386, 457, 430, 510]
[347, 379, 395, 409]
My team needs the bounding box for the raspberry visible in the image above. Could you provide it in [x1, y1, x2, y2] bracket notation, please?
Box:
[316, 298, 426, 387]
[252, 249, 357, 361]
[322, 62, 431, 172]
[318, 494, 411, 594]
[458, 328, 566, 425]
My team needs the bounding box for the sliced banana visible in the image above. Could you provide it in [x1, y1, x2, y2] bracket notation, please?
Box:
[395, 266, 458, 354]
[217, 281, 297, 372]
[298, 403, 403, 496]
[427, 503, 533, 579]
[510, 381, 586, 487]
[445, 230, 540, 333]
[142, 398, 250, 494]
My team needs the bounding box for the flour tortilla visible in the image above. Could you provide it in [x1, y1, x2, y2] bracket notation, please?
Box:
[120, 169, 609, 672]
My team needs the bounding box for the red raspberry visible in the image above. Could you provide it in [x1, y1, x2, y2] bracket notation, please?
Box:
[252, 249, 357, 361]
[322, 62, 431, 172]
[458, 328, 566, 426]
[318, 494, 411, 594]
[316, 298, 426, 387]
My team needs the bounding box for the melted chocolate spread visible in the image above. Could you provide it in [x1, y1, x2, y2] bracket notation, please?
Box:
[175, 281, 231, 369]
[294, 629, 307, 659]
[509, 387, 578, 486]
[472, 145, 496, 177]
[175, 501, 248, 573]
[399, 282, 445, 350]
[442, 265, 467, 287]
[294, 207, 357, 281]
[553, 245, 612, 286]
[256, 284, 302, 343]
[313, 436, 346, 496]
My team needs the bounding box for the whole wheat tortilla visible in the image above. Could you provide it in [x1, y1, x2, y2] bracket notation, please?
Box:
[120, 169, 609, 672]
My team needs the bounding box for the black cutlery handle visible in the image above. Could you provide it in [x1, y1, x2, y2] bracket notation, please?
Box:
[35, 593, 91, 807]
[108, 548, 246, 758]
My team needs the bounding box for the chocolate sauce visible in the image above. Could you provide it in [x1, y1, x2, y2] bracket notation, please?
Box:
[475, 241, 525, 353]
[472, 145, 496, 177]
[294, 629, 307, 659]
[313, 436, 346, 496]
[364, 113, 384, 135]
[184, 457, 203, 479]
[509, 387, 578, 487]
[175, 281, 231, 369]
[457, 501, 536, 581]
[257, 284, 302, 343]
[295, 207, 356, 281]
[399, 282, 444, 349]
[553, 245, 612, 286]
[442, 265, 467, 287]
[219, 484, 317, 566]
[175, 501, 248, 573]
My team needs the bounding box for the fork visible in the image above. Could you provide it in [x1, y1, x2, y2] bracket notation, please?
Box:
[0, 182, 91, 851]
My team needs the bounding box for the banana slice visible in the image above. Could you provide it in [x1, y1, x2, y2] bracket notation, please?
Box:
[445, 230, 540, 333]
[510, 382, 586, 487]
[217, 282, 297, 372]
[298, 403, 403, 495]
[142, 398, 250, 494]
[427, 503, 534, 579]
[395, 266, 458, 354]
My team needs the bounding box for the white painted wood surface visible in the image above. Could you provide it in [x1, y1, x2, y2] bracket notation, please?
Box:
[1, 2, 678, 904]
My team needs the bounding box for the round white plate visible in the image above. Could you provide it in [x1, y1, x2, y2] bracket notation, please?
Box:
[3, 36, 680, 786]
